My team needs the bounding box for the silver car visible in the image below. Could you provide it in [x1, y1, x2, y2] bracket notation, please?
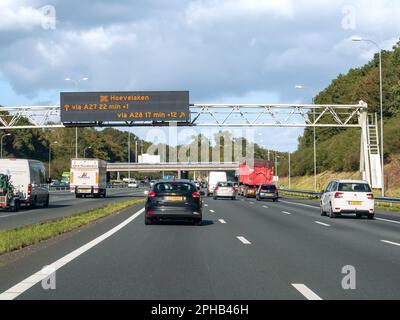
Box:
[213, 181, 237, 200]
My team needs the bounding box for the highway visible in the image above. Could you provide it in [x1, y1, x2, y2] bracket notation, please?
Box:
[0, 195, 399, 300]
[0, 188, 145, 231]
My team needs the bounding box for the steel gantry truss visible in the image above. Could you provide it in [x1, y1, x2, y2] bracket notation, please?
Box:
[0, 100, 381, 188]
[0, 101, 368, 129]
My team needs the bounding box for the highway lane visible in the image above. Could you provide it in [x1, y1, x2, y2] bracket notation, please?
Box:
[0, 188, 146, 231]
[0, 195, 399, 300]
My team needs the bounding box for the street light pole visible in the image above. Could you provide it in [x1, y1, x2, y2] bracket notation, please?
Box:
[128, 131, 131, 179]
[49, 141, 58, 180]
[296, 85, 317, 192]
[352, 37, 384, 196]
[65, 77, 89, 159]
[1, 134, 12, 159]
[288, 152, 291, 189]
[83, 146, 92, 159]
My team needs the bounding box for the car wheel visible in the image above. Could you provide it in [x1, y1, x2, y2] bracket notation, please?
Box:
[256, 196, 260, 201]
[194, 219, 202, 226]
[356, 213, 362, 219]
[43, 195, 50, 208]
[320, 204, 326, 216]
[273, 198, 278, 202]
[367, 214, 375, 220]
[213, 197, 217, 200]
[329, 205, 336, 219]
[145, 216, 152, 225]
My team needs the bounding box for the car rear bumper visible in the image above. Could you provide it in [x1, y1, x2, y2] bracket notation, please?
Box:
[214, 192, 236, 198]
[145, 207, 202, 219]
[258, 194, 278, 199]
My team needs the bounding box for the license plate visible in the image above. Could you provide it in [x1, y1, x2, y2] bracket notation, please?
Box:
[349, 201, 362, 206]
[166, 196, 183, 201]
[80, 189, 90, 193]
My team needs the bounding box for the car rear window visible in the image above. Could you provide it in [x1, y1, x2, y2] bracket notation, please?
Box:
[338, 183, 371, 192]
[260, 185, 276, 191]
[217, 182, 233, 187]
[154, 182, 195, 193]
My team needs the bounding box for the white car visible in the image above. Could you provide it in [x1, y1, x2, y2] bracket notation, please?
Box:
[320, 180, 375, 219]
[128, 181, 139, 188]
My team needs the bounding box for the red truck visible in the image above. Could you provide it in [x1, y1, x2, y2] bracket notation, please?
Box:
[238, 160, 274, 198]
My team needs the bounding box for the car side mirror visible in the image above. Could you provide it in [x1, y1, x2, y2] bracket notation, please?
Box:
[47, 178, 52, 184]
[144, 190, 149, 196]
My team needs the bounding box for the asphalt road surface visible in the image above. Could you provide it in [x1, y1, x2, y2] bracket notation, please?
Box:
[0, 188, 145, 231]
[0, 195, 399, 300]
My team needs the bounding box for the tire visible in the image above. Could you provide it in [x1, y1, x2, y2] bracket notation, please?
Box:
[329, 205, 336, 219]
[213, 196, 217, 200]
[256, 196, 260, 201]
[145, 216, 152, 225]
[75, 194, 82, 198]
[43, 195, 49, 208]
[273, 198, 278, 202]
[194, 219, 202, 226]
[15, 200, 20, 212]
[31, 197, 37, 209]
[320, 204, 326, 216]
[356, 213, 362, 219]
[367, 214, 375, 220]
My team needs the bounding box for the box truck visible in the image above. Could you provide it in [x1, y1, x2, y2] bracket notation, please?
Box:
[70, 159, 107, 198]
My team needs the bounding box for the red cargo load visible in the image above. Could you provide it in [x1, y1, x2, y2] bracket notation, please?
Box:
[239, 160, 274, 186]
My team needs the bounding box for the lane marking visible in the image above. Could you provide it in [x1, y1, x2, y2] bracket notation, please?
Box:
[262, 205, 269, 209]
[249, 202, 254, 205]
[280, 200, 319, 209]
[314, 221, 330, 227]
[237, 236, 251, 245]
[282, 211, 292, 215]
[0, 208, 145, 300]
[204, 204, 208, 207]
[376, 218, 400, 225]
[292, 284, 323, 300]
[209, 210, 215, 213]
[219, 219, 227, 224]
[381, 240, 400, 247]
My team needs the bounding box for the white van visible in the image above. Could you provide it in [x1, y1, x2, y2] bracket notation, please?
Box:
[207, 171, 227, 196]
[0, 159, 49, 208]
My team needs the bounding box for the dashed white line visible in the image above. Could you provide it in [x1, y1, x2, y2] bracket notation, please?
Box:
[292, 284, 323, 300]
[249, 202, 254, 205]
[237, 236, 251, 245]
[262, 205, 269, 209]
[0, 208, 145, 300]
[381, 240, 400, 247]
[376, 218, 400, 225]
[280, 200, 319, 210]
[204, 204, 208, 207]
[209, 210, 215, 213]
[282, 211, 292, 215]
[219, 219, 227, 224]
[314, 221, 330, 227]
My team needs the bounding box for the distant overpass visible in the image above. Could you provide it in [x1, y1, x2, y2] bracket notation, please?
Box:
[106, 162, 239, 173]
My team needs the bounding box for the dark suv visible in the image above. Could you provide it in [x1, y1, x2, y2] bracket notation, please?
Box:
[144, 180, 204, 225]
[256, 184, 279, 202]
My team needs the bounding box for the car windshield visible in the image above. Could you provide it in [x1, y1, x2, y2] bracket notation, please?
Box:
[217, 182, 233, 187]
[338, 183, 371, 192]
[261, 185, 276, 191]
[154, 182, 195, 193]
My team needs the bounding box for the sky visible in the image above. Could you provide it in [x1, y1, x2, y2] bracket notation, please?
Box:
[0, 0, 399, 152]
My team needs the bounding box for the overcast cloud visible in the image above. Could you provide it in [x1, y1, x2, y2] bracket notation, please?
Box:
[0, 0, 399, 151]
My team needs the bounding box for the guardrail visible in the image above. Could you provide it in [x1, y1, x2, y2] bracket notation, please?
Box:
[279, 189, 400, 205]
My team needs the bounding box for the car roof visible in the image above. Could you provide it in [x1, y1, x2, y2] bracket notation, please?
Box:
[332, 180, 369, 184]
[155, 179, 194, 183]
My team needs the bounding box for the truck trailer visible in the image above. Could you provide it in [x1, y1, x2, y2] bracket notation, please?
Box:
[238, 160, 274, 198]
[70, 159, 107, 198]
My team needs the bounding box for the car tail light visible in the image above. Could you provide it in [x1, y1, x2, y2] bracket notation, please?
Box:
[27, 184, 32, 195]
[147, 210, 154, 215]
[148, 191, 156, 198]
[232, 187, 236, 192]
[214, 187, 219, 191]
[335, 192, 344, 199]
[192, 192, 200, 198]
[367, 193, 374, 199]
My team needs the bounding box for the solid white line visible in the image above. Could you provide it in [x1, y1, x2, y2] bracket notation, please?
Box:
[0, 208, 145, 300]
[381, 240, 400, 247]
[314, 221, 330, 227]
[282, 211, 292, 215]
[262, 205, 269, 209]
[237, 236, 251, 245]
[219, 219, 227, 224]
[292, 284, 323, 300]
[376, 218, 400, 225]
[280, 200, 319, 210]
[209, 210, 215, 213]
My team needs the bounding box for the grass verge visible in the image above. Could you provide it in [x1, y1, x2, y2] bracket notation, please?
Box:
[0, 198, 145, 256]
